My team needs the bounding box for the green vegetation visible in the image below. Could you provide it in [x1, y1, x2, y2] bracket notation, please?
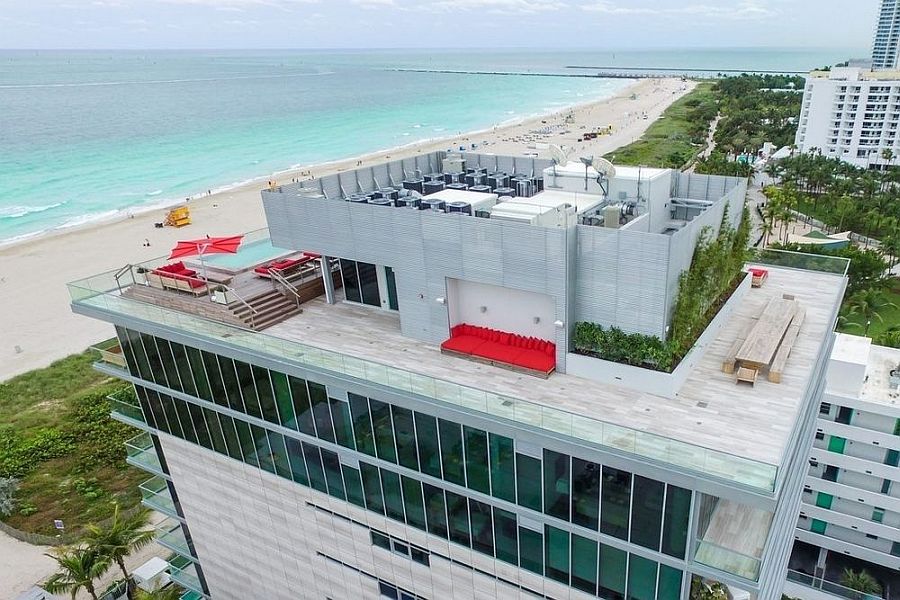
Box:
[840, 568, 883, 597]
[573, 207, 751, 372]
[607, 82, 717, 169]
[0, 350, 143, 535]
[713, 74, 805, 150]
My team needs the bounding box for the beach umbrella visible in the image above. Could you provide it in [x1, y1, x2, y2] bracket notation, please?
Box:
[169, 235, 244, 283]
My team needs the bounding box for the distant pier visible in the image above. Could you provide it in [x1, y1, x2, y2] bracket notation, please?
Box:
[389, 67, 805, 80]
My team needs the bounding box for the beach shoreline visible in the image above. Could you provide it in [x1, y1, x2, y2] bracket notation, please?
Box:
[0, 76, 694, 383]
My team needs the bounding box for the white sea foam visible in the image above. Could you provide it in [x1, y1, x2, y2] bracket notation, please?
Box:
[146, 189, 163, 196]
[0, 202, 66, 219]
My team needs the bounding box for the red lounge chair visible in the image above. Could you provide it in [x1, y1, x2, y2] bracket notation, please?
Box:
[254, 256, 312, 278]
[441, 324, 556, 377]
[749, 267, 769, 288]
[149, 261, 207, 292]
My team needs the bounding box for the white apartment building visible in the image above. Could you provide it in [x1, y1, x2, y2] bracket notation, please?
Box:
[795, 67, 900, 169]
[874, 0, 900, 70]
[785, 334, 900, 600]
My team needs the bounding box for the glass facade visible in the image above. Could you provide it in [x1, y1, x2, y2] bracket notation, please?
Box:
[117, 327, 690, 599]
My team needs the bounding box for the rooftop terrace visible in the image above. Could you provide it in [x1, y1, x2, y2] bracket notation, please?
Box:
[70, 247, 846, 493]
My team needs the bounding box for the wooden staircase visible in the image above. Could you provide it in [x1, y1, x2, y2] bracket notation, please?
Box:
[228, 289, 302, 330]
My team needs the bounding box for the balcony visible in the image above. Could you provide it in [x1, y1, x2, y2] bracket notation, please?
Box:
[125, 432, 165, 477]
[139, 476, 179, 519]
[109, 389, 145, 425]
[168, 555, 205, 596]
[156, 519, 195, 559]
[786, 570, 882, 600]
[91, 337, 127, 369]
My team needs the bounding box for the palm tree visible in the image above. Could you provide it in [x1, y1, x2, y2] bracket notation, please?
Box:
[44, 546, 111, 600]
[136, 586, 184, 600]
[847, 289, 897, 336]
[840, 568, 882, 598]
[84, 505, 155, 600]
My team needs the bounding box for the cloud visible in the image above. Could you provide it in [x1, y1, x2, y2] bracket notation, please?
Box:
[351, 0, 395, 7]
[583, 0, 778, 20]
[421, 0, 567, 14]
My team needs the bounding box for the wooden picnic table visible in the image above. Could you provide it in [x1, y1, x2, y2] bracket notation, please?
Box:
[735, 297, 799, 370]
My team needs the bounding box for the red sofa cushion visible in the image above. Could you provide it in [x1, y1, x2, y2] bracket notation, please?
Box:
[442, 323, 555, 374]
[516, 350, 555, 373]
[303, 251, 321, 259]
[442, 336, 484, 354]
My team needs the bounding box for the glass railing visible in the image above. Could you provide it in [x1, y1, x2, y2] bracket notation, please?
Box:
[125, 432, 163, 475]
[109, 389, 145, 424]
[91, 337, 128, 368]
[157, 519, 193, 558]
[694, 539, 761, 582]
[139, 476, 178, 518]
[169, 560, 204, 595]
[786, 570, 884, 600]
[750, 248, 850, 276]
[69, 260, 779, 492]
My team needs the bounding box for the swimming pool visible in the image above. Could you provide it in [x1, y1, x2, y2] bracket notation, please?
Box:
[198, 238, 291, 272]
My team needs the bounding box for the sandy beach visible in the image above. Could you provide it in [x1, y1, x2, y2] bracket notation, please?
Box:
[0, 77, 693, 383]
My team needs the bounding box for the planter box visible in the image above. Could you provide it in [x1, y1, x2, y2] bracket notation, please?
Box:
[566, 273, 752, 398]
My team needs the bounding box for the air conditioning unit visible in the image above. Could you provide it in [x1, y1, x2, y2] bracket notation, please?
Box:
[447, 201, 472, 215]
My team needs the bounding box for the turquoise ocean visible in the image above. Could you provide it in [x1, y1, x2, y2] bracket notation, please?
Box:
[0, 47, 860, 244]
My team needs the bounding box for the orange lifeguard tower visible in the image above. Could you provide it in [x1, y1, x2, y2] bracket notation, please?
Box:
[164, 206, 191, 228]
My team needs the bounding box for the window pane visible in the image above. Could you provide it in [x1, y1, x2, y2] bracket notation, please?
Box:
[173, 398, 195, 443]
[598, 543, 627, 600]
[516, 453, 542, 512]
[401, 476, 426, 530]
[217, 357, 244, 413]
[662, 485, 691, 559]
[572, 457, 601, 530]
[518, 526, 543, 575]
[601, 466, 631, 540]
[470, 499, 494, 556]
[156, 339, 182, 392]
[489, 434, 515, 503]
[234, 420, 258, 467]
[371, 531, 391, 551]
[270, 372, 296, 430]
[571, 533, 598, 594]
[140, 333, 166, 386]
[170, 342, 196, 397]
[201, 351, 227, 407]
[423, 483, 448, 539]
[309, 382, 334, 443]
[125, 329, 153, 380]
[464, 427, 490, 494]
[186, 347, 212, 402]
[142, 388, 166, 432]
[658, 565, 683, 600]
[268, 431, 292, 480]
[493, 507, 518, 566]
[446, 491, 470, 547]
[360, 462, 385, 515]
[285, 436, 309, 485]
[357, 262, 381, 307]
[330, 398, 355, 449]
[627, 555, 658, 600]
[369, 399, 397, 463]
[289, 376, 316, 436]
[321, 448, 345, 499]
[349, 393, 376, 457]
[631, 475, 664, 551]
[218, 414, 243, 461]
[251, 424, 275, 474]
[439, 419, 465, 486]
[203, 409, 227, 455]
[393, 406, 419, 470]
[415, 413, 442, 479]
[235, 360, 261, 418]
[253, 366, 279, 424]
[544, 525, 569, 584]
[343, 465, 365, 508]
[340, 259, 361, 303]
[302, 442, 327, 493]
[187, 403, 210, 448]
[380, 469, 405, 522]
[544, 450, 570, 521]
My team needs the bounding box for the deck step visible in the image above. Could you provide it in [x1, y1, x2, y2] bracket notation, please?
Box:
[224, 288, 302, 331]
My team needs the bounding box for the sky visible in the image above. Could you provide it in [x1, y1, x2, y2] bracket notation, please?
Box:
[0, 0, 878, 50]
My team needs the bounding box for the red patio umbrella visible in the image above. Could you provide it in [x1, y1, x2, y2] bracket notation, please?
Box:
[169, 235, 244, 282]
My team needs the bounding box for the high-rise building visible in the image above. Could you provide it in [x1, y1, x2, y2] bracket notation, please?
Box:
[795, 67, 900, 168]
[70, 152, 848, 600]
[873, 0, 900, 70]
[785, 334, 900, 599]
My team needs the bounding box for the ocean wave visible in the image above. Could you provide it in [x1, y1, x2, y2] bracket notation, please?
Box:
[55, 210, 122, 230]
[146, 189, 163, 196]
[0, 202, 66, 219]
[0, 71, 337, 90]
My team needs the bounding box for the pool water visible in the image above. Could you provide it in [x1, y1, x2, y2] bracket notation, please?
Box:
[199, 239, 290, 272]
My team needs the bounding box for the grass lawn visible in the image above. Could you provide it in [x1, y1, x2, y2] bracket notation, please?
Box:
[605, 82, 716, 168]
[839, 281, 900, 340]
[0, 350, 144, 536]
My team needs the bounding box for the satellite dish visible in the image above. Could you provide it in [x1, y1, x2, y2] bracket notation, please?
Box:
[550, 144, 568, 166]
[592, 156, 616, 180]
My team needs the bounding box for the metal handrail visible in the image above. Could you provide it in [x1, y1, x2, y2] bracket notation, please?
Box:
[216, 284, 258, 328]
[268, 269, 303, 307]
[114, 264, 134, 294]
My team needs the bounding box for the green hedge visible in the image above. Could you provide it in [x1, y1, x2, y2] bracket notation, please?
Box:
[572, 323, 675, 372]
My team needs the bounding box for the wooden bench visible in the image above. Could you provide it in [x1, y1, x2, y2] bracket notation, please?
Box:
[768, 307, 806, 384]
[736, 366, 759, 385]
[722, 315, 761, 374]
